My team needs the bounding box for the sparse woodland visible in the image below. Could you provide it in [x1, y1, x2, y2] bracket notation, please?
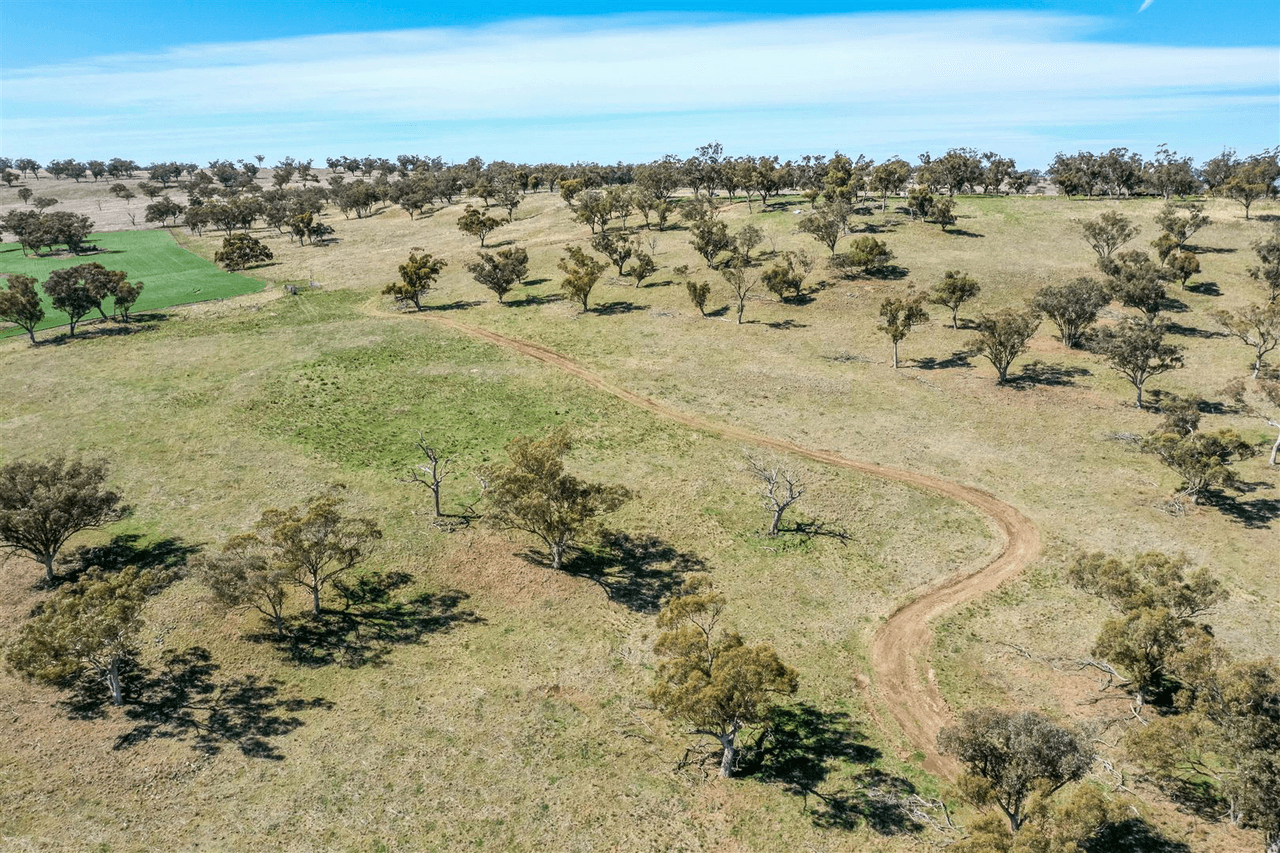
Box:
[1, 143, 1279, 852]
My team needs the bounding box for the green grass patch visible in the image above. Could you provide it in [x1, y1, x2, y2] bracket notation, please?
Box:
[0, 229, 267, 337]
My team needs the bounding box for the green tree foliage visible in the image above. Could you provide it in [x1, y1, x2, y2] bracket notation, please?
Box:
[7, 565, 156, 706]
[929, 270, 981, 329]
[590, 229, 633, 276]
[649, 576, 799, 778]
[1030, 277, 1110, 348]
[0, 457, 124, 585]
[907, 186, 934, 221]
[43, 265, 104, 334]
[938, 707, 1093, 832]
[481, 427, 630, 570]
[214, 232, 274, 272]
[1087, 319, 1184, 408]
[1070, 551, 1227, 700]
[797, 202, 849, 255]
[951, 784, 1154, 853]
[1154, 202, 1210, 252]
[143, 196, 185, 227]
[1143, 428, 1255, 505]
[688, 218, 733, 268]
[1166, 250, 1200, 291]
[969, 309, 1041, 384]
[384, 252, 447, 311]
[879, 291, 930, 368]
[1212, 302, 1280, 377]
[761, 256, 804, 301]
[930, 196, 957, 230]
[1079, 210, 1139, 260]
[247, 492, 382, 617]
[1248, 227, 1280, 304]
[685, 279, 712, 316]
[1223, 373, 1280, 466]
[1101, 250, 1172, 322]
[869, 157, 912, 210]
[0, 273, 45, 344]
[557, 245, 607, 312]
[721, 262, 755, 324]
[734, 224, 763, 262]
[830, 236, 894, 279]
[623, 250, 657, 289]
[466, 247, 528, 303]
[457, 205, 503, 247]
[197, 533, 292, 636]
[1215, 152, 1280, 220]
[111, 280, 143, 322]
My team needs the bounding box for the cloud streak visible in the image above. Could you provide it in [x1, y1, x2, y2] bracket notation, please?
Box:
[2, 11, 1274, 161]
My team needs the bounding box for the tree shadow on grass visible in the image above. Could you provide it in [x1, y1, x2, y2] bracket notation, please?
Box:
[1205, 489, 1280, 529]
[766, 318, 809, 330]
[943, 228, 984, 238]
[426, 300, 484, 312]
[58, 533, 201, 586]
[1086, 819, 1191, 853]
[1185, 281, 1221, 296]
[114, 647, 333, 759]
[513, 293, 562, 307]
[915, 351, 973, 370]
[741, 703, 920, 834]
[1165, 321, 1224, 340]
[42, 319, 168, 345]
[553, 531, 706, 614]
[594, 301, 646, 315]
[1007, 360, 1092, 388]
[251, 571, 483, 668]
[865, 264, 910, 280]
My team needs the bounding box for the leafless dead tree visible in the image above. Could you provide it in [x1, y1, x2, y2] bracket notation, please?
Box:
[745, 454, 806, 536]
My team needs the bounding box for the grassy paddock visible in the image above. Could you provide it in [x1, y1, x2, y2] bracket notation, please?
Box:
[1, 176, 1277, 851]
[0, 229, 268, 337]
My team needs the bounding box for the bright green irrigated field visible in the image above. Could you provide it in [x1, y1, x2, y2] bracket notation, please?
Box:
[0, 229, 268, 337]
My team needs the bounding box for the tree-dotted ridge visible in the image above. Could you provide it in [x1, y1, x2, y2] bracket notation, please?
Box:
[373, 301, 1043, 779]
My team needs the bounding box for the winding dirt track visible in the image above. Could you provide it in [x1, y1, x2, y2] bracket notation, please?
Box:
[385, 308, 1042, 778]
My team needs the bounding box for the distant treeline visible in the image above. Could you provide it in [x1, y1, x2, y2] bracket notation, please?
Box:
[2, 144, 1278, 203]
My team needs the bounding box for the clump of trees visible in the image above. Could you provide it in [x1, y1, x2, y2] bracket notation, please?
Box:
[650, 575, 799, 777]
[558, 245, 607, 312]
[201, 490, 382, 621]
[467, 247, 529, 303]
[0, 274, 44, 344]
[1030, 277, 1109, 348]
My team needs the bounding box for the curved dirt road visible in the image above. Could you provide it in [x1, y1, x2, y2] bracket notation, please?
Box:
[384, 307, 1042, 778]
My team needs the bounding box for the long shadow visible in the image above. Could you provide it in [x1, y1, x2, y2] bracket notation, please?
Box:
[865, 264, 909, 280]
[253, 571, 483, 667]
[1206, 491, 1280, 529]
[113, 647, 332, 759]
[43, 321, 165, 346]
[741, 703, 919, 834]
[513, 293, 563, 307]
[522, 277, 552, 287]
[705, 305, 730, 318]
[594, 301, 646, 315]
[427, 300, 484, 312]
[1165, 321, 1224, 339]
[943, 228, 984, 238]
[1086, 819, 1191, 853]
[56, 533, 201, 588]
[915, 350, 973, 370]
[1184, 244, 1235, 254]
[1185, 281, 1221, 296]
[1007, 360, 1092, 388]
[555, 532, 706, 613]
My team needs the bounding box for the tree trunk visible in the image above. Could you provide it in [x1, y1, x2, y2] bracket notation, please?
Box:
[42, 554, 55, 585]
[27, 328, 37, 345]
[769, 506, 783, 537]
[952, 306, 959, 329]
[550, 542, 564, 571]
[1135, 383, 1144, 409]
[891, 341, 899, 369]
[1265, 829, 1278, 853]
[311, 581, 322, 616]
[432, 483, 442, 517]
[1269, 428, 1279, 466]
[718, 733, 738, 778]
[108, 657, 124, 706]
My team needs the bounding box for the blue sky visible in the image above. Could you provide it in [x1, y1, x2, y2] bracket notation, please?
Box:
[1, 0, 1275, 168]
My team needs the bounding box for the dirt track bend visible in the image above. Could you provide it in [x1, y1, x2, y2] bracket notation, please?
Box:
[379, 306, 1042, 779]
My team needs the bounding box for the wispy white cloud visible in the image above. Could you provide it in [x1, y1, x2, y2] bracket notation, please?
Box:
[1, 12, 1273, 161]
[1139, 1, 1155, 12]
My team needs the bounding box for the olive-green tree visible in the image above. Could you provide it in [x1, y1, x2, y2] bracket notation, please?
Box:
[467, 247, 528, 303]
[481, 427, 630, 571]
[1080, 210, 1140, 260]
[1212, 302, 1280, 378]
[1029, 277, 1110, 349]
[969, 309, 1041, 384]
[384, 252, 447, 311]
[558, 245, 607, 312]
[457, 205, 503, 247]
[0, 273, 44, 344]
[649, 575, 799, 778]
[0, 457, 124, 585]
[929, 270, 980, 329]
[879, 292, 930, 368]
[214, 232, 273, 271]
[1087, 319, 1184, 408]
